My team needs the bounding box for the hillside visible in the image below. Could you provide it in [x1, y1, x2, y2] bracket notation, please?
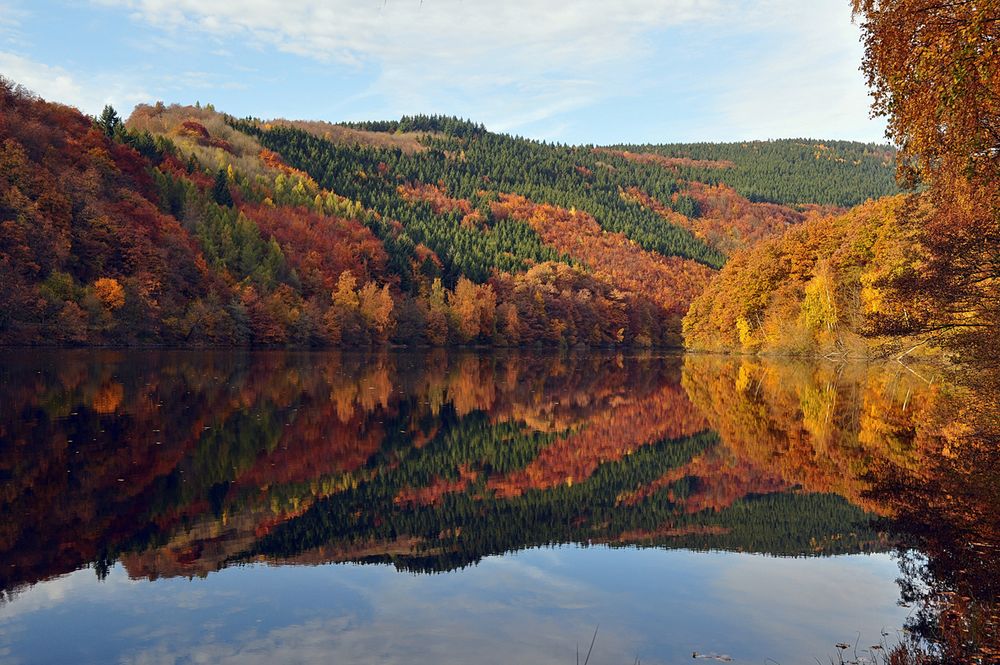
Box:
[611, 139, 897, 208]
[682, 195, 933, 357]
[0, 78, 899, 348]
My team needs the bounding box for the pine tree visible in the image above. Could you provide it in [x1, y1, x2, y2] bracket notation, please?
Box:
[97, 105, 123, 138]
[212, 169, 234, 207]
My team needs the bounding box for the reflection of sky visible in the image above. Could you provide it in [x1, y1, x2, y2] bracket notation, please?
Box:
[0, 547, 907, 665]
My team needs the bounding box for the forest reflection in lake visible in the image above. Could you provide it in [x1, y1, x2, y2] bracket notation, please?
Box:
[0, 350, 995, 664]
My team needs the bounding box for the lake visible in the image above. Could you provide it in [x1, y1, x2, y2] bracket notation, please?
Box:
[0, 350, 995, 664]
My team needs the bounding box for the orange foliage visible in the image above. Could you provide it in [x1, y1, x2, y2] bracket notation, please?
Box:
[682, 195, 931, 356]
[91, 382, 124, 414]
[624, 183, 819, 255]
[680, 355, 942, 514]
[258, 148, 315, 183]
[595, 148, 735, 170]
[398, 181, 484, 228]
[0, 80, 226, 345]
[241, 203, 389, 296]
[177, 119, 233, 153]
[492, 193, 713, 325]
[398, 181, 472, 216]
[488, 380, 708, 498]
[395, 465, 479, 507]
[93, 277, 125, 311]
[617, 447, 788, 513]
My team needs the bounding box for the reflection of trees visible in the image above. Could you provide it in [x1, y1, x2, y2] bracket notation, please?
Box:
[254, 430, 876, 572]
[1, 350, 880, 597]
[680, 354, 999, 662]
[865, 371, 1000, 663]
[681, 355, 936, 513]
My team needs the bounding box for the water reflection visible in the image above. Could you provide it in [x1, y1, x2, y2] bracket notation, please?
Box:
[865, 366, 1000, 664]
[0, 351, 877, 588]
[684, 355, 1000, 663]
[0, 350, 995, 662]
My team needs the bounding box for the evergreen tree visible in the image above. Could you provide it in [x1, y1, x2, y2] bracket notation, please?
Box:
[96, 104, 123, 138]
[212, 168, 234, 207]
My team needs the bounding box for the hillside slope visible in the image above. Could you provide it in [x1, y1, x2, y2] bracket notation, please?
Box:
[682, 195, 933, 357]
[0, 78, 899, 347]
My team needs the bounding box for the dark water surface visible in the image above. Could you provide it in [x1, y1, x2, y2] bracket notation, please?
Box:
[0, 350, 995, 664]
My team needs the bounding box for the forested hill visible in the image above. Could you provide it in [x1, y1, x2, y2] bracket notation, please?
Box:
[610, 139, 897, 207]
[0, 79, 899, 348]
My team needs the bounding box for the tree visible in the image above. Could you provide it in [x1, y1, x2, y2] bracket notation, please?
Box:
[332, 271, 360, 310]
[97, 105, 123, 138]
[449, 277, 481, 342]
[852, 0, 1000, 362]
[358, 281, 394, 342]
[93, 277, 125, 311]
[426, 278, 449, 345]
[212, 168, 234, 207]
[326, 270, 366, 345]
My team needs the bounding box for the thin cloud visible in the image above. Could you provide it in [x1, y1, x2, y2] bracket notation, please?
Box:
[5, 1, 887, 142]
[707, 0, 886, 141]
[88, 0, 883, 141]
[94, 0, 726, 132]
[0, 51, 150, 114]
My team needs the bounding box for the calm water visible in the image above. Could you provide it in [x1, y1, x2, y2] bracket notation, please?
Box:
[0, 350, 994, 664]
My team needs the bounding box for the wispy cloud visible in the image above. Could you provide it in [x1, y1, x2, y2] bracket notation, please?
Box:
[94, 0, 726, 132]
[0, 51, 151, 114]
[0, 48, 254, 116]
[84, 0, 884, 141]
[0, 0, 29, 46]
[705, 0, 885, 141]
[1, 0, 886, 142]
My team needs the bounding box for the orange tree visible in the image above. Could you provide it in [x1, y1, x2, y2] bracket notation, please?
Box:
[852, 0, 1000, 362]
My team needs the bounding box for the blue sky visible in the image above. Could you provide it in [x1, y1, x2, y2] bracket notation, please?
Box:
[0, 0, 887, 145]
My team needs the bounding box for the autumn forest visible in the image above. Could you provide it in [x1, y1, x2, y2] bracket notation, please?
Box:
[1, 76, 909, 351]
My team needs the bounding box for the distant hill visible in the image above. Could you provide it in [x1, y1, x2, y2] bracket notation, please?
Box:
[0, 77, 900, 348]
[611, 139, 897, 208]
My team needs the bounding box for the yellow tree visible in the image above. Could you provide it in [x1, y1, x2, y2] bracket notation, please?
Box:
[326, 270, 363, 344]
[92, 277, 125, 311]
[477, 282, 497, 341]
[449, 277, 481, 342]
[332, 270, 360, 310]
[358, 281, 394, 342]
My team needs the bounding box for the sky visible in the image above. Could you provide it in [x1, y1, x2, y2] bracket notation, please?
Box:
[0, 0, 887, 145]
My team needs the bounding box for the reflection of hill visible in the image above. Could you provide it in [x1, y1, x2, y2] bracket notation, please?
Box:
[680, 355, 937, 514]
[679, 354, 1000, 662]
[864, 370, 1000, 663]
[487, 380, 709, 499]
[253, 430, 879, 574]
[1, 350, 883, 594]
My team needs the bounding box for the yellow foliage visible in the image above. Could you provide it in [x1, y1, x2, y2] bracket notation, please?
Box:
[93, 277, 125, 311]
[684, 196, 929, 358]
[736, 317, 752, 347]
[332, 271, 359, 310]
[92, 382, 124, 414]
[800, 260, 838, 331]
[449, 277, 481, 342]
[358, 281, 394, 339]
